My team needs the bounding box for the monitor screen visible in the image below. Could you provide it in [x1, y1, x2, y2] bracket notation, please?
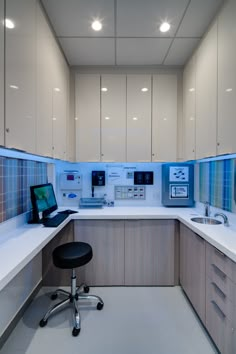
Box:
[30, 183, 58, 220]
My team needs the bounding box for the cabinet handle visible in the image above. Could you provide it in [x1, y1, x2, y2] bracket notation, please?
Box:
[211, 300, 226, 319]
[211, 282, 226, 299]
[212, 264, 226, 280]
[214, 248, 225, 258]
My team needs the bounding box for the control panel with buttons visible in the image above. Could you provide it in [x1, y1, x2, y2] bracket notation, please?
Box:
[114, 186, 146, 200]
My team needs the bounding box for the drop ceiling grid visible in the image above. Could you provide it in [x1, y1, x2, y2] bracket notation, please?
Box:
[42, 0, 224, 66]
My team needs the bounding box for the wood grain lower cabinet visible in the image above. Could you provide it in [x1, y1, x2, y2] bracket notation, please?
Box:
[74, 219, 177, 286]
[42, 222, 74, 286]
[205, 242, 236, 354]
[179, 223, 206, 324]
[124, 220, 177, 286]
[74, 220, 125, 286]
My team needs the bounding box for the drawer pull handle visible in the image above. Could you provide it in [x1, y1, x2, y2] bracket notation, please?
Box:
[212, 264, 226, 280]
[211, 282, 226, 299]
[214, 249, 225, 258]
[211, 300, 226, 319]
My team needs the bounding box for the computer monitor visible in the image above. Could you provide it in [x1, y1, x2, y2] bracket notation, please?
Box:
[30, 183, 58, 221]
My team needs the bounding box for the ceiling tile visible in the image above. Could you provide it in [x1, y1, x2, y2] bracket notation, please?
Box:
[176, 0, 223, 37]
[116, 0, 189, 37]
[59, 38, 115, 65]
[116, 38, 172, 65]
[42, 0, 114, 36]
[164, 38, 200, 65]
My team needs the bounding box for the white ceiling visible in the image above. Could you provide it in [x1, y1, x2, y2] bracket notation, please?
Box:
[41, 0, 224, 67]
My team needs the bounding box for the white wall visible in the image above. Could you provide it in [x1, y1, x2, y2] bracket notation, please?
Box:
[55, 161, 163, 207]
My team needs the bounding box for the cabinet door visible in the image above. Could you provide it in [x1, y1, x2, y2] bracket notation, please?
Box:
[125, 220, 176, 286]
[217, 0, 236, 155]
[5, 0, 36, 153]
[180, 223, 206, 323]
[36, 2, 53, 157]
[127, 75, 151, 162]
[75, 74, 100, 162]
[183, 55, 196, 160]
[195, 22, 217, 159]
[101, 75, 126, 162]
[152, 74, 177, 162]
[52, 48, 68, 160]
[0, 0, 4, 146]
[74, 220, 125, 286]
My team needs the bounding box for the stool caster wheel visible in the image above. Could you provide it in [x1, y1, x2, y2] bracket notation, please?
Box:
[51, 293, 58, 300]
[84, 286, 89, 293]
[72, 327, 80, 337]
[39, 319, 48, 327]
[97, 302, 104, 310]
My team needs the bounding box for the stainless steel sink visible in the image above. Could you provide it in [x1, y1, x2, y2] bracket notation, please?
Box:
[191, 217, 222, 225]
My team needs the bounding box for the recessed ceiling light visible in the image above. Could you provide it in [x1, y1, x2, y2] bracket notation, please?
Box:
[159, 22, 170, 33]
[52, 117, 57, 121]
[133, 117, 138, 121]
[101, 87, 108, 92]
[226, 88, 233, 92]
[75, 117, 78, 121]
[91, 20, 102, 31]
[5, 18, 15, 29]
[141, 88, 148, 92]
[189, 88, 195, 92]
[105, 116, 110, 120]
[54, 87, 60, 92]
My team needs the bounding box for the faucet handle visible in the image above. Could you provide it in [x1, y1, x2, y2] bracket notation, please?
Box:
[204, 201, 210, 217]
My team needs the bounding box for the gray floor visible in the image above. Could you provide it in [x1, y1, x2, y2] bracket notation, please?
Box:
[0, 286, 217, 354]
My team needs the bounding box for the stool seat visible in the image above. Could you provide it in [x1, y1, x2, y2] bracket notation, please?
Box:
[53, 242, 93, 269]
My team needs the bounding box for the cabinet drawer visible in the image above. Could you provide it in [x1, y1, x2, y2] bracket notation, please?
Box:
[206, 242, 236, 284]
[206, 294, 235, 354]
[207, 262, 236, 306]
[206, 275, 236, 324]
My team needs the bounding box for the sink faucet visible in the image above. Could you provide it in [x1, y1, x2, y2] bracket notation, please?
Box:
[214, 213, 229, 227]
[204, 202, 210, 217]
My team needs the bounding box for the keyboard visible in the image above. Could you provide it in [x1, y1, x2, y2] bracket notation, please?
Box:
[43, 213, 69, 227]
[58, 209, 78, 215]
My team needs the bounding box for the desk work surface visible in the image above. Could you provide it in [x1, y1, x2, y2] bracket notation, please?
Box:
[1, 206, 236, 292]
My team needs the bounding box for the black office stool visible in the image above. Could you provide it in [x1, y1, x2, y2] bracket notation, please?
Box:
[39, 242, 104, 337]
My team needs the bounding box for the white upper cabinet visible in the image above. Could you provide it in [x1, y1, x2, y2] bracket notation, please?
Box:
[75, 74, 101, 162]
[183, 55, 196, 160]
[36, 2, 54, 157]
[152, 74, 177, 162]
[0, 0, 4, 146]
[195, 21, 217, 159]
[127, 75, 151, 162]
[36, 2, 69, 159]
[5, 0, 36, 153]
[101, 75, 126, 162]
[217, 0, 236, 155]
[52, 45, 69, 160]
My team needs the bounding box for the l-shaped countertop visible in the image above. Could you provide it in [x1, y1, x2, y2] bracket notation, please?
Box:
[1, 206, 236, 292]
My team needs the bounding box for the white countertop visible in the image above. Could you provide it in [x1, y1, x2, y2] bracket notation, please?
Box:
[1, 206, 236, 292]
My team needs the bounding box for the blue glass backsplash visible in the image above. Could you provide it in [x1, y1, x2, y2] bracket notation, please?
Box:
[198, 158, 235, 212]
[0, 157, 47, 223]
